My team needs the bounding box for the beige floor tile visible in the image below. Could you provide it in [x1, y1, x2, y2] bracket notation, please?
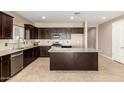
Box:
[7, 55, 124, 82]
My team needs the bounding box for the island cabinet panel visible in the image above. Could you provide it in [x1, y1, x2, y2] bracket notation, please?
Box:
[0, 12, 13, 39]
[0, 55, 11, 82]
[50, 52, 98, 70]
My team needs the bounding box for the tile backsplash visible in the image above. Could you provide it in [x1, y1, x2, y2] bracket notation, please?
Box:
[0, 39, 34, 51]
[0, 34, 84, 51]
[0, 39, 12, 51]
[0, 39, 72, 51]
[34, 39, 71, 46]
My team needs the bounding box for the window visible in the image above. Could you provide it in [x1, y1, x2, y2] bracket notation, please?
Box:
[13, 25, 24, 43]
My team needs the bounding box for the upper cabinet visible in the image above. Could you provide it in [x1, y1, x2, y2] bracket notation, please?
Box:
[24, 24, 38, 39]
[0, 12, 13, 39]
[38, 28, 84, 39]
[71, 28, 84, 34]
[25, 25, 84, 39]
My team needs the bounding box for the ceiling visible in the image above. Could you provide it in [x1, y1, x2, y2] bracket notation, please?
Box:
[16, 11, 124, 25]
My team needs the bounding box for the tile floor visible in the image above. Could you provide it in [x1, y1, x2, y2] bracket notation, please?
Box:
[7, 55, 124, 82]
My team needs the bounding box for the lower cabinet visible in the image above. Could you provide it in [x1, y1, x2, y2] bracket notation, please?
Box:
[23, 49, 30, 67]
[0, 46, 50, 82]
[23, 47, 39, 68]
[0, 46, 41, 82]
[0, 55, 11, 82]
[39, 46, 51, 57]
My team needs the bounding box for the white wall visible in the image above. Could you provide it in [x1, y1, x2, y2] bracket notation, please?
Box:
[98, 15, 124, 58]
[3, 11, 34, 27]
[88, 27, 96, 48]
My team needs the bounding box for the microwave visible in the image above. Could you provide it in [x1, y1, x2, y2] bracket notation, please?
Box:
[51, 33, 62, 39]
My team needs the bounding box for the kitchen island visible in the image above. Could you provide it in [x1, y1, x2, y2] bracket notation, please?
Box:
[48, 48, 99, 71]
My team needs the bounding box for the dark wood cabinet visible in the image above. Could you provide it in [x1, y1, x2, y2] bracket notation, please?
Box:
[0, 13, 2, 38]
[38, 28, 83, 39]
[38, 28, 45, 39]
[0, 57, 2, 82]
[0, 12, 13, 39]
[23, 47, 39, 68]
[0, 55, 11, 82]
[30, 26, 35, 39]
[46, 29, 53, 39]
[50, 52, 98, 70]
[71, 28, 84, 34]
[24, 24, 38, 39]
[3, 15, 13, 39]
[23, 48, 31, 67]
[34, 27, 38, 39]
[38, 28, 53, 39]
[39, 46, 51, 57]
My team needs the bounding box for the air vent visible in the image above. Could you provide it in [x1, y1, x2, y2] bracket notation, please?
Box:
[74, 12, 80, 15]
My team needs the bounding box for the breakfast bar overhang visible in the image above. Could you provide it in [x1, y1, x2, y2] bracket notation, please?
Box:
[48, 48, 99, 71]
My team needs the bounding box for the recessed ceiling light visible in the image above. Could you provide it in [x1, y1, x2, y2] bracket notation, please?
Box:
[70, 16, 74, 20]
[42, 16, 46, 19]
[102, 16, 106, 20]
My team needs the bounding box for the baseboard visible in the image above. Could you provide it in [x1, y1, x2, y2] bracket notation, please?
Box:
[99, 53, 124, 65]
[99, 53, 112, 60]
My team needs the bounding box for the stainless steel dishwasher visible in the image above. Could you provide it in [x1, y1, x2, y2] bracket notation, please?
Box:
[11, 51, 23, 76]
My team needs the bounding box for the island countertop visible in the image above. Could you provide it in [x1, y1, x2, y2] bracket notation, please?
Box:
[48, 48, 99, 53]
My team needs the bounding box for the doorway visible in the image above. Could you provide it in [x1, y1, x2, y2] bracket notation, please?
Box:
[112, 19, 124, 64]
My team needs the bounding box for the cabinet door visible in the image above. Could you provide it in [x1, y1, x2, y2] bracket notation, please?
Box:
[39, 46, 45, 57]
[30, 26, 34, 39]
[38, 28, 45, 39]
[3, 15, 13, 39]
[34, 47, 40, 58]
[25, 25, 38, 39]
[34, 27, 38, 39]
[45, 46, 51, 57]
[23, 49, 31, 67]
[36, 47, 40, 57]
[45, 28, 52, 39]
[23, 50, 28, 67]
[39, 46, 51, 57]
[1, 55, 10, 81]
[71, 28, 84, 34]
[0, 13, 2, 39]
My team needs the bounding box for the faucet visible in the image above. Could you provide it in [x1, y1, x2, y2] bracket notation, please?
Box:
[17, 37, 25, 49]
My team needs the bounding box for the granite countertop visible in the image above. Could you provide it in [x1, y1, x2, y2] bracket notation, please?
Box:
[0, 45, 39, 57]
[39, 44, 72, 46]
[0, 44, 73, 57]
[48, 48, 99, 53]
